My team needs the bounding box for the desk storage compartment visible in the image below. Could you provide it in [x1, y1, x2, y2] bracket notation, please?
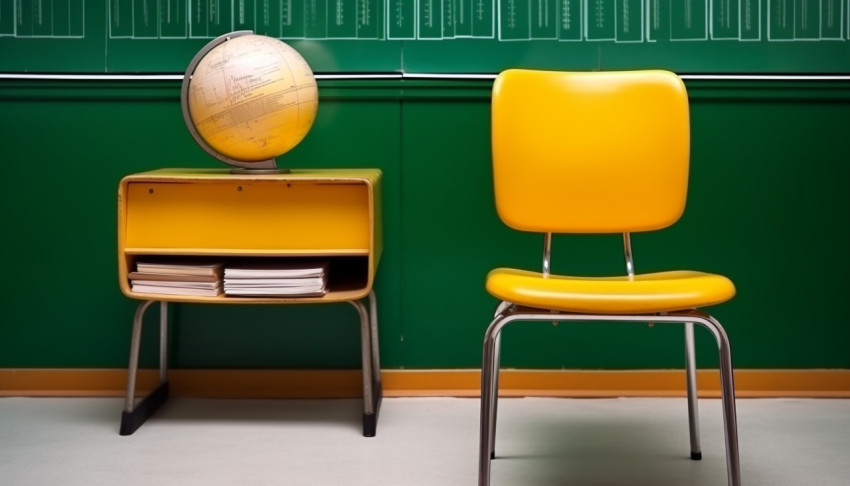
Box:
[122, 254, 369, 300]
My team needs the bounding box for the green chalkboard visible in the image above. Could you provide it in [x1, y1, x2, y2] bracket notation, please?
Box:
[1, 0, 849, 73]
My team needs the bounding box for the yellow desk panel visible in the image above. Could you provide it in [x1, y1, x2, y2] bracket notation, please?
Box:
[124, 179, 369, 251]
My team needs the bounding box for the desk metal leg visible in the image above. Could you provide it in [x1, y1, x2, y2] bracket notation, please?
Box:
[120, 300, 170, 436]
[349, 291, 382, 437]
[368, 290, 383, 401]
[120, 297, 380, 437]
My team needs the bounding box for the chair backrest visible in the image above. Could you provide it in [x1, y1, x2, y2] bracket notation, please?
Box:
[491, 69, 690, 234]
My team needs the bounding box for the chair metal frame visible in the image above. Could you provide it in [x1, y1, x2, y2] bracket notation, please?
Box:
[478, 233, 741, 485]
[121, 290, 382, 437]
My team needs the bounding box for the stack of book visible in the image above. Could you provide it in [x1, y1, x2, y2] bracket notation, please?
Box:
[129, 261, 224, 297]
[223, 261, 329, 297]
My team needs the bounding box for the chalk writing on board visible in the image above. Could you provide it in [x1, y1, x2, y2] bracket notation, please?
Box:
[1, 0, 847, 42]
[0, 0, 85, 38]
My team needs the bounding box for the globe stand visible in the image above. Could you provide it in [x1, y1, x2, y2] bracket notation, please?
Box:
[180, 30, 294, 175]
[229, 162, 290, 175]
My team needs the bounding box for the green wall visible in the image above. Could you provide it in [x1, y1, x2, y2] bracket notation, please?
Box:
[1, 78, 849, 371]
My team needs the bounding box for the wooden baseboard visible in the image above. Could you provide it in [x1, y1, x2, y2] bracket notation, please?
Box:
[383, 369, 850, 398]
[1, 368, 848, 398]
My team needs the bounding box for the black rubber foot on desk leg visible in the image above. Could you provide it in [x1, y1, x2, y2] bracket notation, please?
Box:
[119, 381, 170, 436]
[362, 385, 383, 437]
[691, 451, 702, 461]
[363, 412, 377, 437]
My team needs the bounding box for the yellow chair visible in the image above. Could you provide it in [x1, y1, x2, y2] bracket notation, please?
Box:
[479, 69, 740, 485]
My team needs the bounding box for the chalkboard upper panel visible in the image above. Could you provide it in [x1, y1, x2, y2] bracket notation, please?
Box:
[401, 0, 850, 73]
[1, 0, 848, 74]
[0, 0, 105, 72]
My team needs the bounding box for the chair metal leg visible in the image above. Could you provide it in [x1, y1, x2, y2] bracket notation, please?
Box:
[120, 300, 170, 436]
[488, 331, 502, 459]
[697, 314, 741, 486]
[479, 314, 505, 486]
[684, 321, 702, 460]
[488, 302, 511, 459]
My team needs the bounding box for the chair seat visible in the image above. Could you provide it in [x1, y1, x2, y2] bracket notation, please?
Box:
[486, 268, 736, 315]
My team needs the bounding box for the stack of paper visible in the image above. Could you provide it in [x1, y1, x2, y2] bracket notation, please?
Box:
[130, 261, 224, 297]
[224, 261, 329, 297]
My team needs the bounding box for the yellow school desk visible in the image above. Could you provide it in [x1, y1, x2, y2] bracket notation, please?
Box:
[117, 168, 382, 436]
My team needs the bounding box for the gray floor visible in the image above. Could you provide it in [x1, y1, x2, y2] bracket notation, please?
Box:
[1, 396, 848, 485]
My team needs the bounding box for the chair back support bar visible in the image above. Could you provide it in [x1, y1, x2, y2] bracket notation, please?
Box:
[541, 233, 553, 277]
[623, 232, 635, 278]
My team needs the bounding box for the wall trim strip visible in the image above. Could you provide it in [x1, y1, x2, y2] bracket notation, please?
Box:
[1, 369, 848, 398]
[2, 73, 850, 82]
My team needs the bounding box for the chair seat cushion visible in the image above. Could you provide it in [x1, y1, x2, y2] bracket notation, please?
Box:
[486, 268, 736, 314]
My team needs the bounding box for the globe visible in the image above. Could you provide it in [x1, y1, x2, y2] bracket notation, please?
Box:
[181, 31, 318, 170]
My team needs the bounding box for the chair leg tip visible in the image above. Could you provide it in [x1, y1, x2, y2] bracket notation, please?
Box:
[691, 451, 702, 461]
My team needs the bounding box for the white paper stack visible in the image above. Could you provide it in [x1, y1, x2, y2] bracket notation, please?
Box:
[130, 261, 224, 297]
[223, 261, 329, 297]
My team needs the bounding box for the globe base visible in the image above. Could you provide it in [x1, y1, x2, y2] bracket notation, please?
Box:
[230, 167, 291, 175]
[223, 156, 283, 173]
